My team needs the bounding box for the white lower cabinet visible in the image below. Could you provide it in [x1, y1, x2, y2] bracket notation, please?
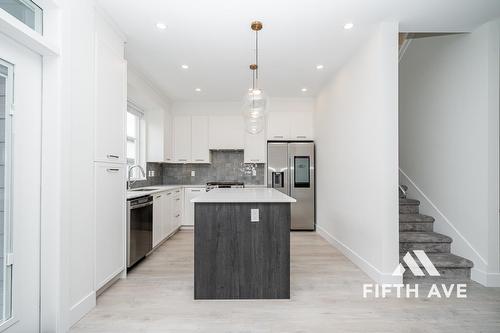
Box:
[172, 188, 183, 228]
[152, 188, 183, 248]
[152, 192, 164, 248]
[162, 191, 173, 239]
[184, 187, 206, 226]
[95, 163, 126, 290]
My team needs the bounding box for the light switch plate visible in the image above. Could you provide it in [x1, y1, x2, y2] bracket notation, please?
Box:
[191, 170, 196, 177]
[251, 209, 259, 222]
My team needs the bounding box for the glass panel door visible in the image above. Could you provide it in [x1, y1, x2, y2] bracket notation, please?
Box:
[0, 63, 12, 324]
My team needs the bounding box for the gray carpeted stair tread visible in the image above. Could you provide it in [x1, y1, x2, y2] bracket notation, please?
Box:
[399, 232, 452, 243]
[399, 253, 473, 268]
[399, 214, 434, 223]
[399, 198, 420, 206]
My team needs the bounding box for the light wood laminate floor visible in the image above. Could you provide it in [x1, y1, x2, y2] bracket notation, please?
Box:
[71, 231, 500, 332]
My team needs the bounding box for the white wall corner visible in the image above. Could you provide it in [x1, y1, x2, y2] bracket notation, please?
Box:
[317, 226, 402, 285]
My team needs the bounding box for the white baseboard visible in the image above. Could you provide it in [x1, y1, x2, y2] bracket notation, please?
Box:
[486, 273, 500, 287]
[316, 225, 402, 285]
[473, 269, 500, 287]
[471, 268, 488, 286]
[69, 291, 96, 328]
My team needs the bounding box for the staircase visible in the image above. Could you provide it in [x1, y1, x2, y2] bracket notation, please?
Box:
[399, 185, 473, 282]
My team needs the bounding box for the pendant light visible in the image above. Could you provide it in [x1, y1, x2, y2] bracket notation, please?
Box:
[243, 20, 268, 134]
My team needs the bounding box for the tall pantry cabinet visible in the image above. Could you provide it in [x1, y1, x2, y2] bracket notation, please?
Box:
[94, 18, 127, 291]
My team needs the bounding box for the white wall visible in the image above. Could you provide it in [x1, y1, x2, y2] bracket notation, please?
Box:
[399, 20, 500, 286]
[170, 97, 314, 116]
[127, 67, 172, 162]
[314, 22, 400, 284]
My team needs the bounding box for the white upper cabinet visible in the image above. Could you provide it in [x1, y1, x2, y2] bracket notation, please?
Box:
[94, 36, 126, 163]
[209, 115, 244, 149]
[267, 112, 290, 140]
[267, 111, 314, 140]
[289, 112, 314, 140]
[191, 116, 210, 163]
[244, 129, 266, 163]
[148, 109, 174, 163]
[164, 111, 173, 162]
[173, 116, 191, 163]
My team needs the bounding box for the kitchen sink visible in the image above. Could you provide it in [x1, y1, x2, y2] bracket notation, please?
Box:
[130, 188, 159, 192]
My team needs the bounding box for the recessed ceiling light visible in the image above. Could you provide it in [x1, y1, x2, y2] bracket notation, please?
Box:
[195, 88, 202, 92]
[181, 64, 189, 69]
[344, 22, 354, 30]
[316, 64, 324, 70]
[156, 22, 167, 30]
[301, 88, 308, 92]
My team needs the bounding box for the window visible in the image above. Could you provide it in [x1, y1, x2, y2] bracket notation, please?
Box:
[0, 0, 43, 33]
[127, 102, 145, 180]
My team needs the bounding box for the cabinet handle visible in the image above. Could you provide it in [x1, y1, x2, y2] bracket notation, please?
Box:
[250, 159, 261, 162]
[273, 135, 284, 139]
[166, 192, 172, 196]
[175, 214, 180, 218]
[175, 198, 180, 201]
[296, 135, 307, 139]
[178, 159, 188, 162]
[107, 154, 120, 159]
[155, 195, 161, 199]
[191, 189, 201, 192]
[106, 168, 120, 172]
[175, 190, 180, 193]
[195, 159, 205, 162]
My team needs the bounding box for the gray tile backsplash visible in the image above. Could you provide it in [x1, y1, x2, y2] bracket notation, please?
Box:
[129, 151, 265, 188]
[163, 151, 265, 185]
[129, 162, 163, 189]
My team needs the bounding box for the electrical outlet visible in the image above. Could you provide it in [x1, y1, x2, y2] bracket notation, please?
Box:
[251, 209, 259, 222]
[191, 170, 196, 177]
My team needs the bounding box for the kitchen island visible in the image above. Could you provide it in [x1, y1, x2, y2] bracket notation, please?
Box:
[192, 188, 296, 300]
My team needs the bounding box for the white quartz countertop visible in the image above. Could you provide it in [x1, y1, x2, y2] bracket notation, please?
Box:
[191, 188, 296, 203]
[127, 185, 204, 200]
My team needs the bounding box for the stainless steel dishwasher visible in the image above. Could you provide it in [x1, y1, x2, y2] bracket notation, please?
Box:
[127, 195, 153, 268]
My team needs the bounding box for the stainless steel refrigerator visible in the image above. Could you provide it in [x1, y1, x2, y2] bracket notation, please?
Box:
[267, 142, 315, 230]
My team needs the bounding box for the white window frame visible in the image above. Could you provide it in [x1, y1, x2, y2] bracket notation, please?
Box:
[127, 101, 146, 181]
[0, 60, 14, 327]
[0, 0, 44, 34]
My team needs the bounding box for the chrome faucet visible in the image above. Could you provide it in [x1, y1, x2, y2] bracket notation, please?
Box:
[127, 165, 146, 190]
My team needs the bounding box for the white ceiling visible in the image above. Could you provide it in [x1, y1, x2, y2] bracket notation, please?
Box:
[97, 0, 500, 102]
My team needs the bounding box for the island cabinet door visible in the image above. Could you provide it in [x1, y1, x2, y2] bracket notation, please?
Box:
[194, 202, 290, 300]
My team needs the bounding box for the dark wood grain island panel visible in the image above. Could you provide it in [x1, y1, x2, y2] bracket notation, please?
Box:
[194, 202, 290, 299]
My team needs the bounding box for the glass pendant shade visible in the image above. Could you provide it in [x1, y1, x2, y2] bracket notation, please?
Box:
[243, 88, 268, 134]
[245, 116, 265, 134]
